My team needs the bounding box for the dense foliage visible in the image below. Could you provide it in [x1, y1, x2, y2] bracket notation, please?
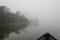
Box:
[0, 6, 29, 40]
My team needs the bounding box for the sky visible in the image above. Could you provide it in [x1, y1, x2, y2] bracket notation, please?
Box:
[0, 0, 60, 40]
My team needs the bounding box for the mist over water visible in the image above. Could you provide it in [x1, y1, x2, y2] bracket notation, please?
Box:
[0, 0, 60, 40]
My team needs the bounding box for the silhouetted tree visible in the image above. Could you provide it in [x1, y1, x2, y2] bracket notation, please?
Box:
[0, 6, 29, 40]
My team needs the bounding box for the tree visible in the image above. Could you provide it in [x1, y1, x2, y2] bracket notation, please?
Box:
[0, 6, 29, 40]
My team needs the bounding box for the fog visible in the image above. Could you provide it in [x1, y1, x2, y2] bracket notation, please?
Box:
[0, 0, 60, 40]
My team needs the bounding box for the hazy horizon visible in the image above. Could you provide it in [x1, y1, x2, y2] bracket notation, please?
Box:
[0, 0, 60, 40]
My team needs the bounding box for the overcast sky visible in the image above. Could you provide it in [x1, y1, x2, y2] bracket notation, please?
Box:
[0, 0, 60, 40]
